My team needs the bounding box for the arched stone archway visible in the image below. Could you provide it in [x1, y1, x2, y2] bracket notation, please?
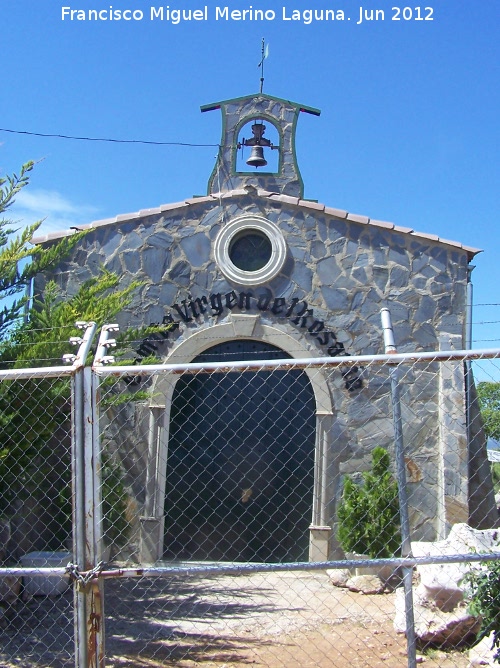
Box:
[139, 315, 336, 563]
[164, 339, 315, 562]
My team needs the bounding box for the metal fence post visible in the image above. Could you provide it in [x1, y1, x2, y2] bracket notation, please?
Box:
[381, 308, 417, 668]
[70, 322, 105, 668]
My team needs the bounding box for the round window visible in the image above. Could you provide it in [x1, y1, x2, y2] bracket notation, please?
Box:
[229, 231, 272, 271]
[214, 215, 287, 286]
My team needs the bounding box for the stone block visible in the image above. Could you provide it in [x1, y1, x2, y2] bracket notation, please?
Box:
[146, 231, 174, 248]
[321, 287, 350, 312]
[347, 575, 385, 594]
[179, 232, 211, 267]
[326, 568, 351, 587]
[411, 524, 500, 618]
[394, 588, 480, 646]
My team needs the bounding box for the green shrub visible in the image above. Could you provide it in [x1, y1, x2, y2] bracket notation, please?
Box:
[337, 446, 401, 559]
[491, 463, 500, 494]
[464, 560, 500, 663]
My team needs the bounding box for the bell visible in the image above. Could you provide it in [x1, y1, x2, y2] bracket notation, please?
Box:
[246, 146, 267, 168]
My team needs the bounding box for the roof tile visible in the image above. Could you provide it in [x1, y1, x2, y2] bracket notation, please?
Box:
[117, 212, 142, 221]
[298, 199, 325, 212]
[90, 218, 116, 228]
[30, 187, 482, 260]
[159, 201, 189, 212]
[269, 194, 299, 206]
[324, 206, 348, 219]
[346, 212, 370, 224]
[414, 231, 440, 242]
[257, 189, 275, 198]
[140, 209, 160, 217]
[89, 217, 115, 227]
[184, 196, 214, 205]
[393, 224, 414, 234]
[370, 219, 395, 230]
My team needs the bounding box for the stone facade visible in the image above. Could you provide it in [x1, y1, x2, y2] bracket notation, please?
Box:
[33, 93, 493, 563]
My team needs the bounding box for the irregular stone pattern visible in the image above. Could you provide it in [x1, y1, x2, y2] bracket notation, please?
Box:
[35, 189, 477, 548]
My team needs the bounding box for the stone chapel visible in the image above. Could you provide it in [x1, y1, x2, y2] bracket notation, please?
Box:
[33, 93, 496, 563]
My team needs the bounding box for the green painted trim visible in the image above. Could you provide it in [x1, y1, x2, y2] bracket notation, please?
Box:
[204, 93, 319, 194]
[206, 107, 226, 194]
[200, 103, 222, 113]
[291, 107, 304, 198]
[201, 93, 321, 117]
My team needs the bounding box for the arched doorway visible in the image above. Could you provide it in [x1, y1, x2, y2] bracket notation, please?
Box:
[163, 340, 316, 562]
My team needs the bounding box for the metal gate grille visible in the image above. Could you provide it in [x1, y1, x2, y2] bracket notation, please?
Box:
[1, 323, 500, 667]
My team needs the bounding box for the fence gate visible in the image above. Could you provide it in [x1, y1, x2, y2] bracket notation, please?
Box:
[1, 323, 500, 668]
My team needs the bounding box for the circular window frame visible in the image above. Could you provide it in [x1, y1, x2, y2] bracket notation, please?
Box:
[214, 215, 287, 286]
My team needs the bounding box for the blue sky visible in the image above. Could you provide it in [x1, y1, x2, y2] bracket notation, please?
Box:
[1, 0, 499, 351]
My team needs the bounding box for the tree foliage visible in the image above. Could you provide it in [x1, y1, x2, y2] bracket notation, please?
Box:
[0, 271, 142, 368]
[0, 161, 86, 340]
[476, 381, 500, 494]
[465, 560, 500, 663]
[0, 163, 147, 550]
[477, 382, 500, 442]
[0, 272, 144, 539]
[336, 447, 401, 559]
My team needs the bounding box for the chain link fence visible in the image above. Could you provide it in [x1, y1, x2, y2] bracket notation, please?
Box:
[0, 368, 75, 667]
[1, 330, 500, 667]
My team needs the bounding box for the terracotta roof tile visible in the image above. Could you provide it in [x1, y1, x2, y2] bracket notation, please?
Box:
[90, 218, 116, 228]
[140, 209, 159, 217]
[30, 188, 482, 260]
[370, 219, 395, 230]
[324, 206, 348, 219]
[223, 188, 248, 197]
[393, 224, 414, 234]
[346, 212, 370, 224]
[437, 237, 464, 249]
[159, 201, 189, 212]
[118, 212, 142, 221]
[414, 231, 440, 242]
[184, 196, 214, 205]
[269, 193, 299, 206]
[298, 199, 325, 212]
[257, 188, 276, 198]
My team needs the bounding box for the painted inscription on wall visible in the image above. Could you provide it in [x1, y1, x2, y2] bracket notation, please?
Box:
[133, 289, 363, 391]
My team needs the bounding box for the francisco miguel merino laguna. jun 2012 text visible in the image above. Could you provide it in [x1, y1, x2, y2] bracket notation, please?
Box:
[61, 6, 435, 24]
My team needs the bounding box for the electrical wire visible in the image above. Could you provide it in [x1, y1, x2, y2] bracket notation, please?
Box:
[0, 126, 295, 152]
[0, 127, 219, 147]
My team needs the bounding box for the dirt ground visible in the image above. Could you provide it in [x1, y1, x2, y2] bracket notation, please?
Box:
[103, 570, 471, 668]
[1, 570, 472, 668]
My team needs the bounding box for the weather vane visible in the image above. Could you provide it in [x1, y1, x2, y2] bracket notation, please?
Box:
[258, 38, 269, 93]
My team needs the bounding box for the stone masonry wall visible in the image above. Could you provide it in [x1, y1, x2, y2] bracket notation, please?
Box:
[37, 192, 472, 544]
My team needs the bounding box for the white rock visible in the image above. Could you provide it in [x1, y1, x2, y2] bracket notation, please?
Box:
[412, 524, 500, 611]
[468, 633, 496, 666]
[392, 524, 500, 649]
[394, 588, 481, 646]
[326, 568, 351, 587]
[346, 574, 385, 595]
